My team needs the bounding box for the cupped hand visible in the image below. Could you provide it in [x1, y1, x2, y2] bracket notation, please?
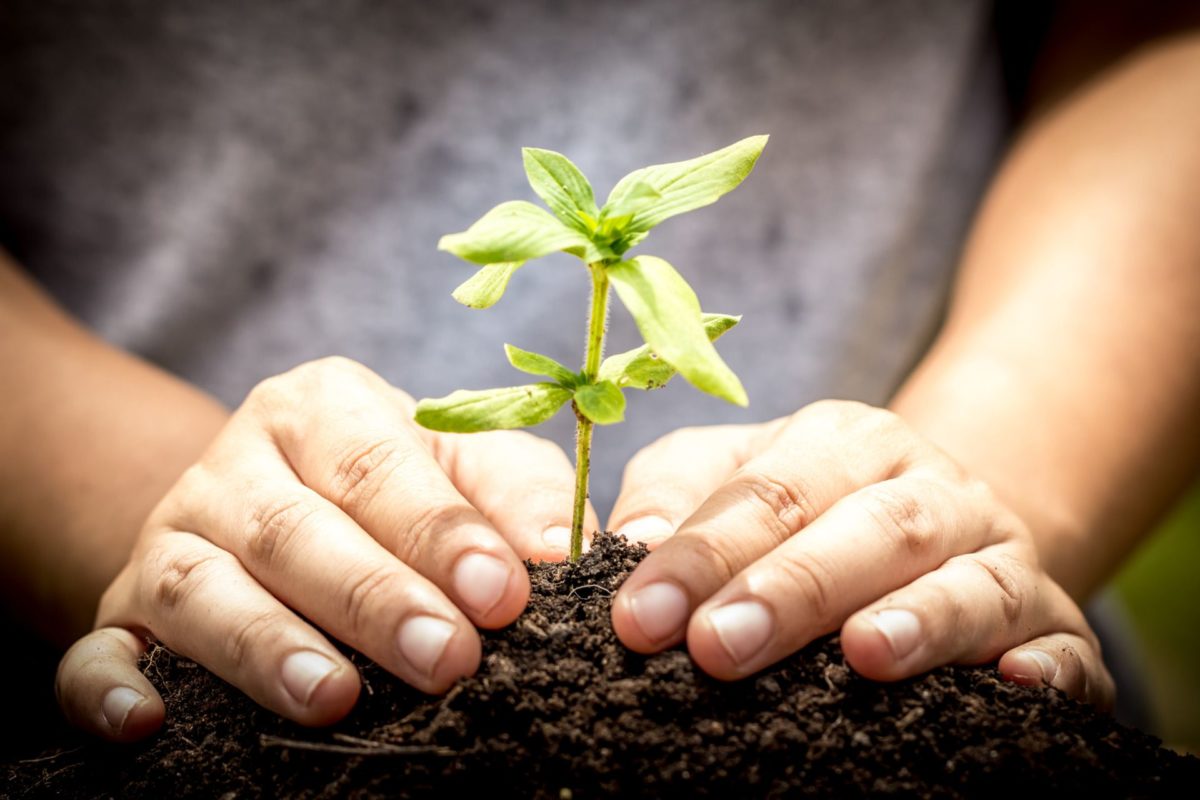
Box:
[608, 400, 1113, 708]
[56, 357, 598, 741]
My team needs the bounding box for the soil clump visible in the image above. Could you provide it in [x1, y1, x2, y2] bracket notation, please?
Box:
[5, 533, 1197, 798]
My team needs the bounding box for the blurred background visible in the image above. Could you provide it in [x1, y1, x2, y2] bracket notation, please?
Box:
[1112, 480, 1200, 753]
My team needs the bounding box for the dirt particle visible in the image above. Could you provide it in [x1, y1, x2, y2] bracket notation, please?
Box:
[5, 534, 1197, 798]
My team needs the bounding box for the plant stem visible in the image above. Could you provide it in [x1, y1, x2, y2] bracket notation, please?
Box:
[569, 408, 593, 563]
[570, 261, 610, 561]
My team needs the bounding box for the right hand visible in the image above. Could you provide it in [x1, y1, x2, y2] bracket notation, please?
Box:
[55, 357, 598, 741]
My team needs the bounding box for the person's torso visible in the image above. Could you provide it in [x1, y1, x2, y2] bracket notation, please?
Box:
[0, 0, 1009, 514]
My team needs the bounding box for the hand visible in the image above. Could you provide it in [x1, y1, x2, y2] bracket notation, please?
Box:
[608, 400, 1114, 707]
[55, 357, 598, 741]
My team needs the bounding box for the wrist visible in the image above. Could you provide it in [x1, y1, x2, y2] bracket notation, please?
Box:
[889, 347, 1093, 598]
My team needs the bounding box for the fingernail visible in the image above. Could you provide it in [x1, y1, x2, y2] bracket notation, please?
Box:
[617, 515, 675, 545]
[453, 552, 512, 616]
[281, 650, 338, 706]
[628, 581, 690, 643]
[870, 609, 922, 661]
[398, 615, 456, 676]
[707, 600, 774, 666]
[1009, 649, 1059, 685]
[541, 526, 591, 557]
[101, 686, 145, 731]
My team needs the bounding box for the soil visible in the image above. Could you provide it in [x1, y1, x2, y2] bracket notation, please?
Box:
[5, 533, 1197, 798]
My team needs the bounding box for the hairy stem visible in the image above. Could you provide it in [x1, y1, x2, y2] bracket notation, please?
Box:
[570, 262, 610, 561]
[569, 407, 593, 563]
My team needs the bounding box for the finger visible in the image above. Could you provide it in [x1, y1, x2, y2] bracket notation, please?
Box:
[683, 476, 1008, 678]
[607, 424, 766, 548]
[1000, 633, 1115, 709]
[839, 544, 1093, 683]
[612, 403, 940, 653]
[56, 628, 164, 742]
[238, 359, 529, 628]
[100, 532, 374, 724]
[175, 466, 492, 688]
[433, 429, 600, 561]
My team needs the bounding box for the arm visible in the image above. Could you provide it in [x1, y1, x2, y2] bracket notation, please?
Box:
[0, 254, 228, 641]
[2, 252, 598, 740]
[892, 30, 1200, 600]
[603, 29, 1200, 705]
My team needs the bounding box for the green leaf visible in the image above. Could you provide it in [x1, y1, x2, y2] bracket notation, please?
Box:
[573, 380, 626, 425]
[599, 313, 740, 390]
[607, 256, 748, 406]
[522, 148, 599, 233]
[504, 343, 579, 386]
[414, 384, 573, 433]
[451, 261, 523, 309]
[598, 179, 662, 227]
[603, 135, 768, 234]
[438, 200, 593, 265]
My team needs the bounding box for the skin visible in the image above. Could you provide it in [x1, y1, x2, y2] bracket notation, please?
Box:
[3, 259, 598, 740]
[6, 8, 1198, 744]
[608, 30, 1200, 709]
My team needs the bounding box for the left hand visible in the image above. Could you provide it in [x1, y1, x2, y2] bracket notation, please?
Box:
[608, 400, 1114, 708]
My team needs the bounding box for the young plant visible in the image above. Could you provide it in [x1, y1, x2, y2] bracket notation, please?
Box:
[415, 136, 768, 561]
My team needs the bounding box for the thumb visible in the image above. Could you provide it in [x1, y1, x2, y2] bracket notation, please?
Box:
[56, 628, 165, 742]
[608, 424, 765, 548]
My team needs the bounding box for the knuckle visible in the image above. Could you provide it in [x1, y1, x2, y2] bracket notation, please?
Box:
[311, 354, 368, 375]
[246, 372, 292, 412]
[847, 406, 908, 450]
[959, 476, 996, 507]
[171, 462, 214, 500]
[989, 503, 1036, 551]
[862, 482, 940, 557]
[329, 436, 410, 518]
[148, 463, 220, 535]
[774, 550, 835, 625]
[936, 451, 978, 486]
[147, 546, 226, 612]
[856, 403, 902, 429]
[226, 609, 281, 673]
[300, 356, 379, 396]
[732, 470, 815, 538]
[791, 401, 907, 455]
[800, 399, 885, 429]
[250, 358, 374, 411]
[800, 398, 860, 420]
[245, 494, 322, 570]
[973, 552, 1028, 624]
[292, 355, 369, 385]
[396, 502, 477, 564]
[341, 564, 396, 637]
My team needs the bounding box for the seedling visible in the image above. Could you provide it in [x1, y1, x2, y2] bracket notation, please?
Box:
[416, 136, 768, 561]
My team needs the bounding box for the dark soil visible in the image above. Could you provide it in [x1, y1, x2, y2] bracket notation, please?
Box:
[5, 533, 1197, 798]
